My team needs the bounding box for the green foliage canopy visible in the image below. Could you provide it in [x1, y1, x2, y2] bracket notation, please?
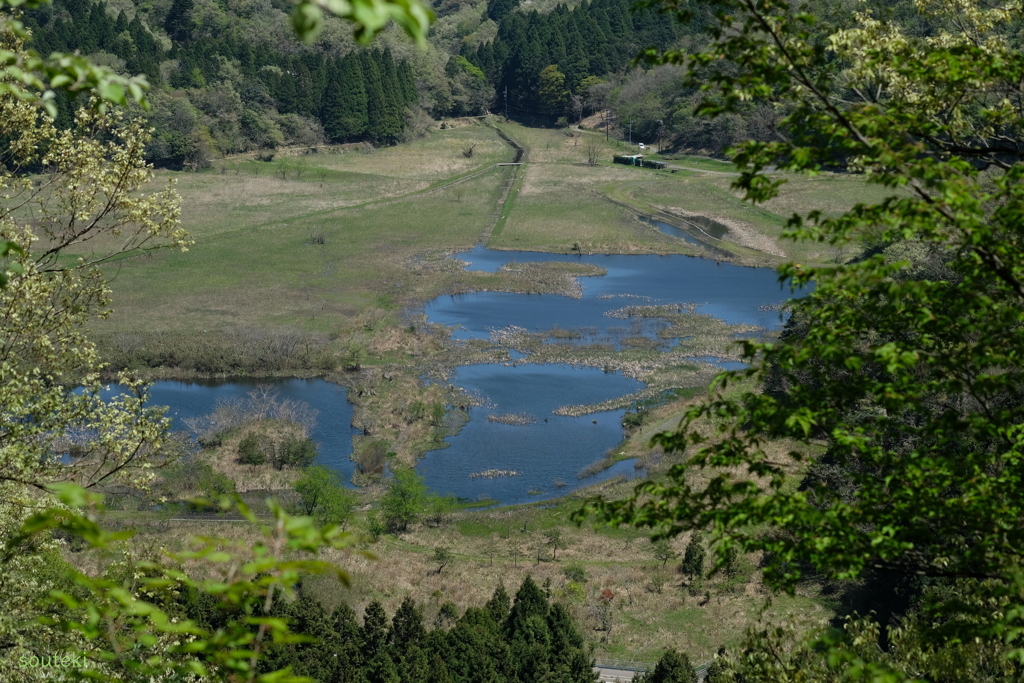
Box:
[637, 648, 697, 683]
[678, 534, 704, 580]
[295, 465, 357, 527]
[246, 580, 597, 683]
[379, 468, 429, 532]
[650, 538, 677, 567]
[577, 0, 1024, 673]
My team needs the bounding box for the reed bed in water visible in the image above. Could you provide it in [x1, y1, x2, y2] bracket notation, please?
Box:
[469, 469, 522, 479]
[485, 413, 537, 425]
[488, 325, 533, 349]
[555, 389, 660, 417]
[604, 303, 700, 319]
[496, 261, 607, 299]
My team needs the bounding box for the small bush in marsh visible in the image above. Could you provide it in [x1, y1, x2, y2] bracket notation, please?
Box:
[238, 432, 268, 465]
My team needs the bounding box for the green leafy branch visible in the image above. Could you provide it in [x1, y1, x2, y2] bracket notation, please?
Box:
[10, 483, 375, 682]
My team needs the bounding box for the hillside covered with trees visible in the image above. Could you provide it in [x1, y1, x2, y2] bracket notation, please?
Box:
[24, 0, 419, 167]
[21, 0, 730, 167]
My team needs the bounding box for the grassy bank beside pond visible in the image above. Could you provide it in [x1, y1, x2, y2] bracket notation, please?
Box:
[489, 121, 902, 265]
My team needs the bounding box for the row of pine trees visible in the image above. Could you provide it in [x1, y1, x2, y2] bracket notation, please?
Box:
[182, 577, 598, 683]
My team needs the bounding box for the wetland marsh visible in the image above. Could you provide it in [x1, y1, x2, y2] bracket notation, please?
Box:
[69, 119, 887, 661]
[88, 120, 874, 503]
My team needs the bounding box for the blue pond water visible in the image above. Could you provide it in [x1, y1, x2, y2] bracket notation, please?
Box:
[418, 363, 645, 505]
[97, 378, 360, 484]
[428, 246, 795, 343]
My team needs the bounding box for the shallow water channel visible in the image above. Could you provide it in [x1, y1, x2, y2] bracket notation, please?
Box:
[111, 245, 799, 504]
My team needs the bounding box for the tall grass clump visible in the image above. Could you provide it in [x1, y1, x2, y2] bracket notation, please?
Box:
[95, 327, 336, 375]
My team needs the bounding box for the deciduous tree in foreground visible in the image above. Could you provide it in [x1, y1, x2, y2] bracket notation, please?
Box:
[577, 0, 1024, 678]
[0, 0, 430, 671]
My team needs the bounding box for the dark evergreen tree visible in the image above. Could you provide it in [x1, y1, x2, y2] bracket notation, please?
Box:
[390, 596, 426, 648]
[88, 2, 112, 50]
[293, 62, 319, 118]
[397, 61, 417, 107]
[285, 593, 335, 683]
[638, 649, 698, 683]
[378, 50, 405, 137]
[475, 42, 497, 82]
[362, 600, 389, 660]
[506, 575, 549, 631]
[487, 0, 520, 22]
[679, 533, 705, 580]
[396, 644, 430, 683]
[427, 654, 455, 683]
[330, 602, 364, 651]
[561, 29, 590, 94]
[114, 10, 130, 36]
[275, 69, 299, 114]
[365, 650, 401, 683]
[505, 577, 553, 683]
[320, 61, 347, 142]
[164, 0, 194, 42]
[485, 583, 511, 624]
[236, 39, 256, 75]
[326, 602, 366, 682]
[362, 52, 401, 144]
[547, 603, 583, 653]
[449, 608, 510, 683]
[127, 15, 162, 81]
[333, 54, 369, 140]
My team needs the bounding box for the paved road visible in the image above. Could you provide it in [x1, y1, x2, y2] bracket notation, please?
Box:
[594, 666, 642, 682]
[593, 663, 710, 682]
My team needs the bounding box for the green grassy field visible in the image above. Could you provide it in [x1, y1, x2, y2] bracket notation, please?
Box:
[488, 123, 695, 254]
[88, 118, 902, 341]
[484, 121, 905, 266]
[94, 124, 512, 336]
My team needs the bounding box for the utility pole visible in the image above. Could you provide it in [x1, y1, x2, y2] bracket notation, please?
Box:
[628, 118, 632, 145]
[657, 119, 663, 154]
[504, 86, 508, 120]
[604, 109, 608, 141]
